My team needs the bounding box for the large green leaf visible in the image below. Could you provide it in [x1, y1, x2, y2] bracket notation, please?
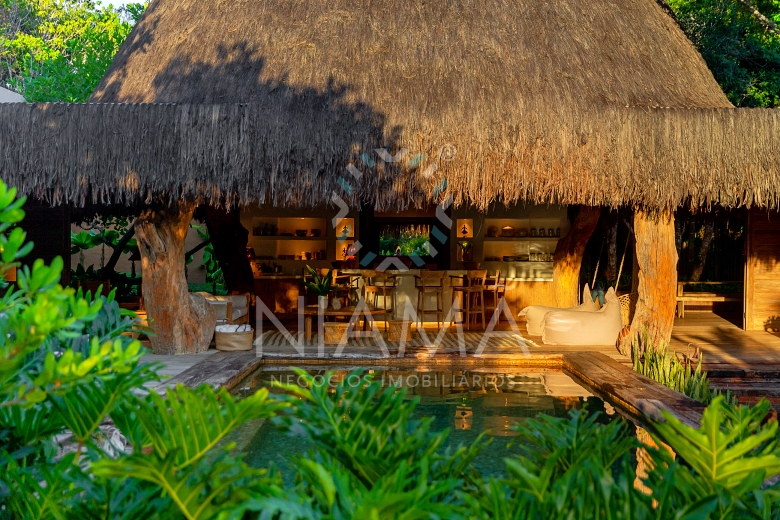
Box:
[5, 454, 80, 520]
[125, 384, 284, 469]
[652, 396, 780, 493]
[92, 450, 273, 520]
[274, 370, 485, 488]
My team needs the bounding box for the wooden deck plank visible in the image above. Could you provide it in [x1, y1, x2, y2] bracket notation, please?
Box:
[162, 351, 261, 391]
[564, 352, 704, 427]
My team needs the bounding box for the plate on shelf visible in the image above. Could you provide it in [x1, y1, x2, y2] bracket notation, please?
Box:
[502, 256, 517, 262]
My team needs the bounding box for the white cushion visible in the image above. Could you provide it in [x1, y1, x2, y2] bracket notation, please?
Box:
[227, 295, 248, 311]
[196, 292, 248, 321]
[518, 284, 598, 335]
[541, 288, 623, 346]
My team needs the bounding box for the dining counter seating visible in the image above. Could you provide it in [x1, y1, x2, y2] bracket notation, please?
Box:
[484, 270, 507, 319]
[450, 270, 488, 330]
[414, 270, 446, 328]
[361, 269, 397, 324]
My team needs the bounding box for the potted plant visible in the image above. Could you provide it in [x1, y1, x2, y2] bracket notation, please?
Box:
[301, 266, 333, 310]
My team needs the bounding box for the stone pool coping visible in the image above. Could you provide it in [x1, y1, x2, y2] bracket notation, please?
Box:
[161, 350, 704, 428]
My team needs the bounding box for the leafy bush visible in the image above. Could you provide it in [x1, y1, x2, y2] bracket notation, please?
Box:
[632, 335, 735, 404]
[192, 224, 225, 295]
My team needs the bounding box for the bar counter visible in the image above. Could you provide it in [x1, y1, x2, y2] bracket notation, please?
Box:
[253, 269, 554, 321]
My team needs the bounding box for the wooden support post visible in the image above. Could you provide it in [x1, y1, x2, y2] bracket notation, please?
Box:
[553, 206, 601, 308]
[136, 201, 216, 354]
[619, 209, 677, 356]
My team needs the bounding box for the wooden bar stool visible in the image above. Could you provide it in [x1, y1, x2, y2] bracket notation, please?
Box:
[361, 270, 397, 328]
[450, 270, 487, 329]
[415, 270, 445, 329]
[484, 270, 507, 319]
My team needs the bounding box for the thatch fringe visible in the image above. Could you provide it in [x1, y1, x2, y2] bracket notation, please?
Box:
[0, 102, 777, 211]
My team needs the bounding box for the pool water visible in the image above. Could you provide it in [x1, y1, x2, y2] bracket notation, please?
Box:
[232, 367, 619, 482]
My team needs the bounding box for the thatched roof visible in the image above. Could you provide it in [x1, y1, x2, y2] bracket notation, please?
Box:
[4, 0, 769, 211]
[60, 0, 754, 210]
[1, 102, 778, 211]
[93, 0, 729, 109]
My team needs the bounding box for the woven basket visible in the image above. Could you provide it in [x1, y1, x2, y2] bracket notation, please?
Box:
[388, 320, 413, 342]
[618, 292, 639, 327]
[215, 330, 254, 351]
[323, 322, 350, 345]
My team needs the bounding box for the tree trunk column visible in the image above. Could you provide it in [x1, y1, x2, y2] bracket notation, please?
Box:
[553, 206, 601, 308]
[620, 209, 677, 355]
[136, 201, 216, 355]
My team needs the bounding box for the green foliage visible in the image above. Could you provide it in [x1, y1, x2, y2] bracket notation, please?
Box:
[70, 230, 100, 257]
[466, 408, 651, 519]
[0, 0, 146, 102]
[275, 370, 486, 487]
[646, 396, 780, 518]
[93, 385, 286, 520]
[300, 265, 333, 296]
[669, 0, 780, 107]
[632, 335, 735, 404]
[193, 224, 224, 294]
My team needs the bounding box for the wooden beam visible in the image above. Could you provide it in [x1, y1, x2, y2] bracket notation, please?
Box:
[620, 209, 677, 355]
[136, 201, 216, 354]
[553, 205, 601, 307]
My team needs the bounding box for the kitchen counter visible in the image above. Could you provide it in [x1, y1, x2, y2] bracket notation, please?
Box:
[254, 274, 302, 280]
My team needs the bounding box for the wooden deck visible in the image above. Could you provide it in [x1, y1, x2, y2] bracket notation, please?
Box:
[671, 312, 780, 366]
[670, 312, 780, 403]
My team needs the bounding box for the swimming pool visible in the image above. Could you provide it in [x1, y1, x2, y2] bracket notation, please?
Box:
[232, 367, 624, 482]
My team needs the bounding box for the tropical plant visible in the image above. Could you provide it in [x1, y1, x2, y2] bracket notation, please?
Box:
[632, 334, 736, 404]
[463, 404, 650, 519]
[645, 395, 780, 518]
[300, 265, 333, 296]
[0, 179, 156, 515]
[193, 224, 224, 294]
[70, 230, 100, 266]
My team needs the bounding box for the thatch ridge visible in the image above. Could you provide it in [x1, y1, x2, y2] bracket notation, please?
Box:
[1, 103, 777, 211]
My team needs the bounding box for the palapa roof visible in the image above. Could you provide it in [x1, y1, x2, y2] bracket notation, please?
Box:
[4, 0, 778, 210]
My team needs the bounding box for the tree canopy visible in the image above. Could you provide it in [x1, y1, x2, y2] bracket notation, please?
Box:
[0, 0, 144, 102]
[669, 0, 780, 107]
